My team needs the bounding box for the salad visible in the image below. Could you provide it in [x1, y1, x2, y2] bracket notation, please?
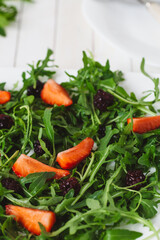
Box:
[0, 49, 160, 240]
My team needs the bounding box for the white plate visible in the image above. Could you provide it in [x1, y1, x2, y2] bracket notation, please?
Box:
[1, 68, 160, 239]
[83, 0, 160, 66]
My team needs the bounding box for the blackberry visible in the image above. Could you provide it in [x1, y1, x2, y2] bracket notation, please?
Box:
[34, 139, 52, 156]
[60, 177, 81, 196]
[27, 80, 44, 98]
[125, 169, 145, 190]
[98, 125, 106, 138]
[94, 89, 114, 112]
[1, 178, 22, 194]
[0, 114, 14, 129]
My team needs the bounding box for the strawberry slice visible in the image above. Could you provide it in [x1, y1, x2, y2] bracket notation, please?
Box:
[56, 137, 94, 169]
[6, 205, 56, 235]
[41, 79, 73, 106]
[0, 90, 11, 104]
[127, 116, 160, 134]
[12, 154, 70, 179]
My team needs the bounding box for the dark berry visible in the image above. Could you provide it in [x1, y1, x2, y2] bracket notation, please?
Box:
[125, 170, 145, 190]
[1, 178, 22, 194]
[34, 139, 52, 156]
[0, 114, 14, 129]
[27, 80, 44, 98]
[98, 125, 106, 138]
[94, 89, 114, 112]
[60, 177, 81, 196]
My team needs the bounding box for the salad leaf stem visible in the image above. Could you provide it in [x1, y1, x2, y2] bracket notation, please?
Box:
[20, 105, 32, 154]
[80, 153, 95, 183]
[105, 88, 154, 106]
[143, 229, 160, 240]
[101, 166, 122, 207]
[43, 108, 56, 163]
[112, 183, 142, 212]
[1, 150, 19, 168]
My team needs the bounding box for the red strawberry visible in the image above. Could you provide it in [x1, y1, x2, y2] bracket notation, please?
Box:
[56, 137, 94, 169]
[0, 90, 11, 104]
[12, 154, 70, 179]
[5, 205, 56, 235]
[127, 116, 160, 134]
[41, 79, 73, 106]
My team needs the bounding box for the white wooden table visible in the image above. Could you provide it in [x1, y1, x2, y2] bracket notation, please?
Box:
[0, 0, 160, 74]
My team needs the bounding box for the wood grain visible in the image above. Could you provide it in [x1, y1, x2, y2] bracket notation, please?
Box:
[15, 0, 56, 67]
[0, 0, 159, 73]
[0, 1, 21, 67]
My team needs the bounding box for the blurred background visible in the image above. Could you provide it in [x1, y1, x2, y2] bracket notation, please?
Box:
[0, 0, 160, 73]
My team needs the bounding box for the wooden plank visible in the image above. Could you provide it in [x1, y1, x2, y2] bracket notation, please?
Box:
[54, 0, 93, 69]
[0, 1, 21, 67]
[15, 0, 56, 67]
[93, 32, 132, 72]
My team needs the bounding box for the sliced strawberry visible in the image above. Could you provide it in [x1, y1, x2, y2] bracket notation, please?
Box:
[6, 205, 56, 235]
[41, 79, 73, 106]
[127, 116, 160, 134]
[56, 137, 94, 169]
[0, 90, 11, 104]
[12, 154, 70, 179]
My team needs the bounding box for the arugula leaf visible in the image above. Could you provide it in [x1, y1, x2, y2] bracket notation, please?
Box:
[141, 58, 160, 102]
[0, 82, 5, 90]
[0, 26, 6, 36]
[140, 199, 157, 219]
[43, 108, 54, 143]
[86, 198, 101, 210]
[28, 172, 55, 195]
[0, 0, 33, 37]
[20, 49, 55, 94]
[98, 126, 119, 152]
[103, 229, 142, 240]
[43, 108, 56, 163]
[0, 1, 17, 37]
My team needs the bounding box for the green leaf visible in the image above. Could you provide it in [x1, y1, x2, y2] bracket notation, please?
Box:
[100, 78, 116, 89]
[29, 172, 55, 195]
[43, 108, 54, 143]
[55, 198, 75, 213]
[140, 199, 157, 218]
[38, 137, 52, 156]
[64, 230, 97, 240]
[20, 172, 54, 186]
[0, 26, 6, 36]
[116, 86, 130, 98]
[98, 126, 119, 152]
[38, 196, 63, 206]
[140, 58, 160, 101]
[82, 51, 88, 68]
[0, 82, 5, 90]
[86, 198, 101, 210]
[103, 229, 142, 240]
[138, 153, 150, 167]
[24, 95, 34, 105]
[141, 58, 152, 80]
[153, 77, 159, 101]
[5, 194, 34, 208]
[0, 2, 18, 37]
[0, 14, 8, 27]
[86, 80, 96, 93]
